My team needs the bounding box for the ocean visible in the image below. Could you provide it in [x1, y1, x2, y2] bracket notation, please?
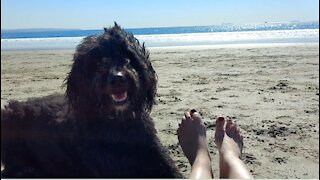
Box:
[1, 21, 319, 50]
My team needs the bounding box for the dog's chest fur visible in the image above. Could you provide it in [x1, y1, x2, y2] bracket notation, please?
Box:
[1, 101, 183, 178]
[66, 117, 170, 177]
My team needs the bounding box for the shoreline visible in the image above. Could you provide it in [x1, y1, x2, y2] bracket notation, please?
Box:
[149, 42, 319, 50]
[1, 42, 318, 53]
[1, 43, 319, 178]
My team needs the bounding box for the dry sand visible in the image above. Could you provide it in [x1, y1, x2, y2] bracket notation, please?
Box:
[1, 43, 319, 178]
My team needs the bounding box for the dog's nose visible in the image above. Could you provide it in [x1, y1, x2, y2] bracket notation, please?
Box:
[108, 71, 127, 85]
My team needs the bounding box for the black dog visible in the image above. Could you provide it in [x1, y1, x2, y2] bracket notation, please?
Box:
[1, 23, 183, 178]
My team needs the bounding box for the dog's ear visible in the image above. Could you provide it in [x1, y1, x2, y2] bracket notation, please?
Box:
[83, 48, 101, 78]
[144, 62, 158, 113]
[128, 39, 156, 113]
[69, 47, 101, 80]
[65, 45, 101, 112]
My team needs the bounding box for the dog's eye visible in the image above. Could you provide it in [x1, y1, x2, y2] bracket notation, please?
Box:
[125, 58, 130, 65]
[124, 59, 132, 68]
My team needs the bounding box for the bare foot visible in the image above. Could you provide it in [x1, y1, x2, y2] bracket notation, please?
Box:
[177, 111, 213, 179]
[215, 117, 253, 179]
[215, 117, 243, 158]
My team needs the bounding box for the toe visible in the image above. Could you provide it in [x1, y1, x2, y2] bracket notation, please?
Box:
[184, 112, 192, 121]
[191, 112, 202, 123]
[226, 120, 237, 137]
[181, 115, 187, 122]
[215, 116, 225, 130]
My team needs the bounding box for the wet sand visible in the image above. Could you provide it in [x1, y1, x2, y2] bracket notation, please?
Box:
[1, 43, 319, 178]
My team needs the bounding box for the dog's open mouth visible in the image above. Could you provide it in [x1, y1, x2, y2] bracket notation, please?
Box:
[111, 91, 128, 103]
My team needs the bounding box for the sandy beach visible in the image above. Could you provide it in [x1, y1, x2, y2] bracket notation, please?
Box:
[1, 43, 319, 178]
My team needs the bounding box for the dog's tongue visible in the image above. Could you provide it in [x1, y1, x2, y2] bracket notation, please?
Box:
[111, 91, 127, 102]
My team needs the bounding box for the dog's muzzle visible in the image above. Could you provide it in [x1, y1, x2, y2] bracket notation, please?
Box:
[108, 71, 129, 104]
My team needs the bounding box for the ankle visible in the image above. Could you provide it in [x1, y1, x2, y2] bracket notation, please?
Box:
[219, 150, 241, 162]
[193, 154, 212, 167]
[189, 149, 211, 166]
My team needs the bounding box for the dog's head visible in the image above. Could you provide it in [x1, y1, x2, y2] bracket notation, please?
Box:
[65, 23, 157, 119]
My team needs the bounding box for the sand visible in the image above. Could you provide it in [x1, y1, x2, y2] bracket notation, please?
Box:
[1, 43, 319, 178]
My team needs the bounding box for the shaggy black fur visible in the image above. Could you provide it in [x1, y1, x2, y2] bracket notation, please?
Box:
[1, 23, 184, 178]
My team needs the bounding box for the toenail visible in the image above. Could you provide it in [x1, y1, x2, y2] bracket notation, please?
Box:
[217, 117, 224, 121]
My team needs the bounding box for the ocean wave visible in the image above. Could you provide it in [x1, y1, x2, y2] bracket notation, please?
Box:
[1, 29, 319, 50]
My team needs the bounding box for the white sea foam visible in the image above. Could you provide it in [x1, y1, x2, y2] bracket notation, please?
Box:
[1, 37, 84, 51]
[136, 29, 319, 47]
[1, 29, 318, 51]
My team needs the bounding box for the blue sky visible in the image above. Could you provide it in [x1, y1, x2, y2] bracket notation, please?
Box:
[1, 0, 319, 29]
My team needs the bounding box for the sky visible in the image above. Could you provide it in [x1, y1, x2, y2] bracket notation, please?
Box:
[1, 0, 319, 30]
